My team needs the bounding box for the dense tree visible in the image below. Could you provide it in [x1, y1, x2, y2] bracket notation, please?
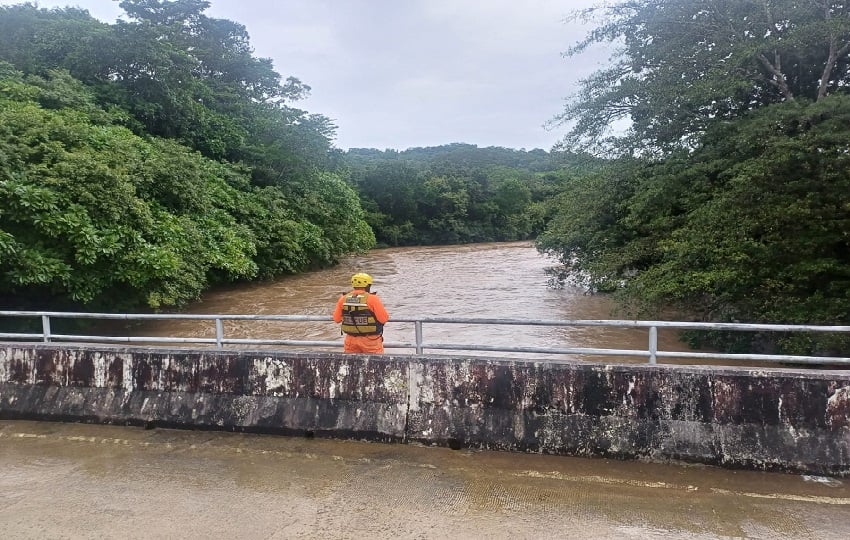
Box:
[0, 1, 336, 175]
[0, 3, 109, 78]
[0, 1, 375, 312]
[344, 145, 570, 246]
[541, 0, 850, 354]
[638, 98, 850, 321]
[556, 0, 850, 152]
[0, 66, 256, 309]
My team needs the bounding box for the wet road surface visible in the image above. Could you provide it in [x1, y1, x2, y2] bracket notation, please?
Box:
[1, 420, 848, 539]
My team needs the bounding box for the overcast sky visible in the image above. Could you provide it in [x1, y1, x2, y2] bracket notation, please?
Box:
[2, 0, 610, 151]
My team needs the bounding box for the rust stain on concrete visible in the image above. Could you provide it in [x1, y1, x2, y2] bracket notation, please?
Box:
[827, 385, 850, 429]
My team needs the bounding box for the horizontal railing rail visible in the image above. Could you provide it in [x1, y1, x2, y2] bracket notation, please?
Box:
[1, 311, 849, 366]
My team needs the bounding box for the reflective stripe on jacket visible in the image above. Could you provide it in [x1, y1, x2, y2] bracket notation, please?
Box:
[338, 291, 386, 335]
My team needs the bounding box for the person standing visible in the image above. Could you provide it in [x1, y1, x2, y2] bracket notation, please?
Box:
[333, 273, 389, 353]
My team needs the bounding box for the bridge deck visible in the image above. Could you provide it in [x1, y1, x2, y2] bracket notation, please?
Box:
[0, 420, 848, 539]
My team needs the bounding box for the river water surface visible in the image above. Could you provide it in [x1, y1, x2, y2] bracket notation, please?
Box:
[128, 242, 698, 361]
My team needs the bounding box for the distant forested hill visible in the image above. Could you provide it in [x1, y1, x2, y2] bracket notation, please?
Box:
[343, 144, 600, 246]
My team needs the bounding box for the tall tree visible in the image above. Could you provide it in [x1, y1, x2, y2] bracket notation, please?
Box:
[0, 2, 377, 311]
[541, 1, 850, 354]
[555, 0, 850, 152]
[0, 65, 258, 310]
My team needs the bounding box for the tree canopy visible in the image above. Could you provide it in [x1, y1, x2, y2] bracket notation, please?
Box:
[556, 0, 850, 152]
[344, 144, 590, 246]
[0, 1, 374, 311]
[541, 0, 850, 354]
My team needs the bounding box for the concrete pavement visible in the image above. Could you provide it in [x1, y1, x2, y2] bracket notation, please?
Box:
[0, 420, 848, 539]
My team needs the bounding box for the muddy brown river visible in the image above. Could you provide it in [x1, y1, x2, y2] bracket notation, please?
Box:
[123, 242, 703, 362]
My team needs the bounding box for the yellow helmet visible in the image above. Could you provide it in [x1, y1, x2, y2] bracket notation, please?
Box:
[351, 272, 373, 288]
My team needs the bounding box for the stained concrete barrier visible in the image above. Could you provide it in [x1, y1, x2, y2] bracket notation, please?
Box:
[1, 343, 849, 476]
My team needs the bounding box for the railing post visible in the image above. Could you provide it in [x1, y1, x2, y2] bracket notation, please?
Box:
[42, 315, 51, 343]
[648, 325, 657, 364]
[415, 320, 423, 355]
[215, 318, 224, 349]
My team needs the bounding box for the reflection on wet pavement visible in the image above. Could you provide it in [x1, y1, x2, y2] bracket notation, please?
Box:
[1, 420, 848, 539]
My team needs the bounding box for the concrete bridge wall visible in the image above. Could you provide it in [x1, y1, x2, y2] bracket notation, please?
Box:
[1, 343, 849, 476]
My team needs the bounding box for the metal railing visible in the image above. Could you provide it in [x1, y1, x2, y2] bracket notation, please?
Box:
[1, 310, 850, 366]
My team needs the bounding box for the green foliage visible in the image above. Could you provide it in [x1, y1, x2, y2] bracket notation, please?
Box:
[540, 97, 850, 354]
[344, 144, 578, 246]
[636, 98, 850, 324]
[557, 0, 850, 152]
[540, 1, 850, 354]
[0, 1, 338, 176]
[0, 63, 374, 311]
[0, 68, 255, 309]
[0, 1, 376, 312]
[537, 162, 638, 292]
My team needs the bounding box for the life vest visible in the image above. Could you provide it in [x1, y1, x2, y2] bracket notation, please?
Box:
[340, 291, 384, 335]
